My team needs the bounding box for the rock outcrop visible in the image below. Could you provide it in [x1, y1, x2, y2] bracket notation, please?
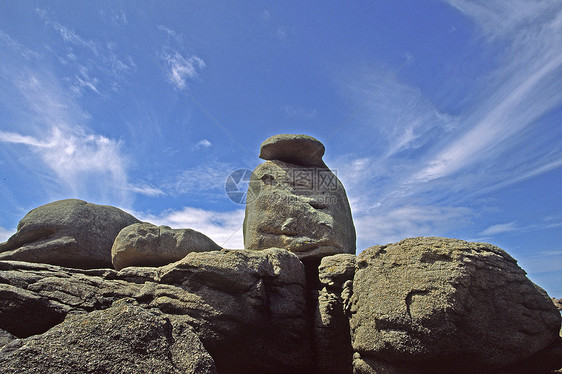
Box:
[314, 254, 356, 374]
[552, 297, 562, 312]
[0, 199, 139, 268]
[111, 223, 221, 270]
[349, 237, 562, 374]
[0, 248, 312, 374]
[1, 135, 561, 373]
[244, 134, 356, 259]
[0, 299, 217, 374]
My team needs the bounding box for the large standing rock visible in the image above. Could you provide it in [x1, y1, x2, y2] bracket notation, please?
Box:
[111, 223, 221, 270]
[349, 237, 562, 374]
[0, 199, 139, 268]
[0, 299, 217, 374]
[244, 134, 356, 259]
[0, 247, 312, 374]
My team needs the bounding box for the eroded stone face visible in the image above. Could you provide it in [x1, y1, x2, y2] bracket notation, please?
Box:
[243, 159, 356, 259]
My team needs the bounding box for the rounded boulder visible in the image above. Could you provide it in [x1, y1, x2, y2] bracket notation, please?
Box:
[0, 199, 140, 268]
[111, 223, 222, 270]
[350, 237, 562, 373]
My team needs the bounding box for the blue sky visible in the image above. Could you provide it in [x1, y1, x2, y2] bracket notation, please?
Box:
[1, 1, 561, 295]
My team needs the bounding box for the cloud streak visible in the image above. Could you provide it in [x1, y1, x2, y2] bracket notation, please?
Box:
[0, 126, 130, 203]
[160, 50, 205, 90]
[334, 1, 562, 248]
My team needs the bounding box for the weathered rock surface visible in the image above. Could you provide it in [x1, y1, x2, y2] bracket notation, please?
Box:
[552, 297, 562, 312]
[259, 134, 326, 167]
[111, 223, 221, 270]
[0, 199, 139, 268]
[0, 247, 312, 374]
[349, 237, 562, 374]
[0, 329, 15, 349]
[314, 254, 356, 374]
[0, 299, 217, 374]
[244, 159, 356, 259]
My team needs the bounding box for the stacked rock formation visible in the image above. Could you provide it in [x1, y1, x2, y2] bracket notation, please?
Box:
[0, 134, 561, 373]
[244, 134, 356, 260]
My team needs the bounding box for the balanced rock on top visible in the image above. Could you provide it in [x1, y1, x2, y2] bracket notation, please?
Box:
[244, 134, 356, 260]
[259, 134, 326, 167]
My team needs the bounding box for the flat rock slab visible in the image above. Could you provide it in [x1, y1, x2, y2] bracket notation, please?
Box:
[259, 134, 326, 167]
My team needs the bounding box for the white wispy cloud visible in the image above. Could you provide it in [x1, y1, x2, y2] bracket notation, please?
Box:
[35, 9, 136, 94]
[412, 0, 562, 185]
[334, 1, 562, 248]
[127, 183, 165, 197]
[195, 139, 212, 149]
[445, 0, 560, 39]
[0, 30, 40, 60]
[276, 27, 287, 39]
[135, 207, 245, 248]
[283, 105, 317, 119]
[479, 222, 519, 236]
[353, 204, 472, 249]
[165, 162, 236, 196]
[0, 126, 130, 203]
[0, 227, 15, 243]
[157, 25, 182, 43]
[160, 49, 205, 90]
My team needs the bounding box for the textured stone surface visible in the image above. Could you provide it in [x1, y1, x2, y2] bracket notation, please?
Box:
[111, 223, 221, 270]
[0, 329, 15, 349]
[0, 199, 139, 268]
[0, 299, 217, 374]
[259, 134, 326, 167]
[244, 159, 356, 259]
[552, 297, 562, 312]
[349, 237, 562, 373]
[314, 254, 356, 374]
[0, 247, 312, 374]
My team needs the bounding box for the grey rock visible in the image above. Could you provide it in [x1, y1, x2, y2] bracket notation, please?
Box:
[111, 223, 221, 270]
[0, 329, 15, 349]
[318, 253, 356, 289]
[0, 247, 312, 373]
[244, 159, 356, 259]
[314, 254, 356, 374]
[259, 134, 326, 167]
[349, 237, 562, 373]
[0, 299, 217, 374]
[552, 297, 562, 312]
[0, 199, 139, 268]
[0, 283, 69, 337]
